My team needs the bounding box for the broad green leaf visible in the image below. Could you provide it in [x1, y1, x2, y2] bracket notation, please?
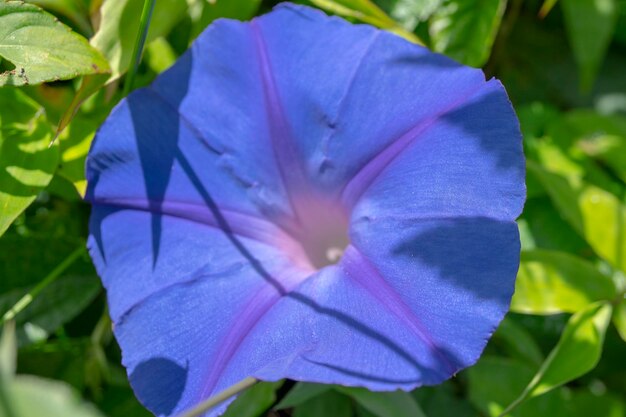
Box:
[336, 387, 427, 417]
[91, 0, 187, 81]
[0, 275, 101, 346]
[5, 375, 105, 417]
[58, 116, 99, 196]
[429, 0, 507, 67]
[561, 0, 619, 91]
[223, 381, 281, 417]
[27, 0, 92, 35]
[500, 302, 612, 415]
[529, 162, 626, 274]
[567, 391, 626, 417]
[54, 72, 109, 142]
[493, 318, 544, 366]
[293, 390, 353, 417]
[146, 37, 177, 74]
[563, 111, 626, 184]
[276, 383, 332, 409]
[520, 197, 590, 255]
[512, 250, 617, 314]
[412, 382, 477, 417]
[467, 356, 569, 417]
[0, 1, 109, 86]
[613, 299, 626, 343]
[0, 88, 59, 237]
[309, 0, 424, 44]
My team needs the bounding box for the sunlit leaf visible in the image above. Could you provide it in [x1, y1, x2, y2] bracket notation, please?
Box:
[6, 375, 105, 417]
[467, 356, 568, 417]
[309, 0, 424, 44]
[0, 88, 59, 237]
[0, 1, 109, 86]
[500, 302, 612, 415]
[529, 161, 626, 274]
[512, 250, 617, 314]
[613, 299, 626, 343]
[91, 0, 187, 81]
[379, 0, 443, 31]
[27, 0, 92, 35]
[429, 0, 506, 67]
[58, 113, 100, 196]
[0, 321, 16, 381]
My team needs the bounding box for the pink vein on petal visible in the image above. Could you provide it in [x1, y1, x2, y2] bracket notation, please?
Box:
[198, 269, 308, 399]
[340, 81, 490, 209]
[91, 197, 295, 248]
[250, 19, 310, 223]
[341, 246, 457, 375]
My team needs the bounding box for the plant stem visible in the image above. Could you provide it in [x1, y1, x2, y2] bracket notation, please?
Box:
[1, 246, 86, 324]
[174, 377, 258, 417]
[123, 0, 156, 97]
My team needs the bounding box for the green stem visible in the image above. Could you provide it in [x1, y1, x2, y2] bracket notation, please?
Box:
[174, 377, 258, 417]
[123, 0, 156, 96]
[1, 246, 86, 324]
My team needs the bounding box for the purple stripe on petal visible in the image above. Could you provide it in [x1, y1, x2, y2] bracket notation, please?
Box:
[90, 197, 294, 248]
[251, 20, 311, 222]
[199, 267, 310, 398]
[340, 82, 489, 209]
[341, 246, 457, 375]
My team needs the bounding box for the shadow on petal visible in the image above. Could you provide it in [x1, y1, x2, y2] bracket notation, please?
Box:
[130, 357, 188, 415]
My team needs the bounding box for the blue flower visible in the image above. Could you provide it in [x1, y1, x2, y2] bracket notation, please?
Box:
[86, 4, 525, 416]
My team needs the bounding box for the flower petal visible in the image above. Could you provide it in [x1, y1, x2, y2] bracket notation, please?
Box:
[346, 215, 520, 374]
[252, 4, 489, 195]
[346, 78, 525, 221]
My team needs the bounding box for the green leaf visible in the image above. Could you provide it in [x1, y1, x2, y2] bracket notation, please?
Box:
[500, 302, 613, 415]
[613, 299, 626, 343]
[529, 161, 626, 274]
[57, 116, 98, 196]
[336, 387, 427, 417]
[429, 0, 507, 67]
[293, 390, 353, 417]
[0, 1, 109, 86]
[0, 274, 101, 346]
[0, 88, 59, 238]
[379, 0, 443, 31]
[0, 321, 16, 381]
[512, 250, 617, 314]
[309, 0, 424, 44]
[5, 375, 105, 417]
[493, 318, 544, 366]
[223, 381, 281, 417]
[561, 0, 619, 91]
[91, 0, 187, 81]
[27, 0, 93, 35]
[276, 383, 332, 409]
[467, 356, 568, 417]
[565, 111, 626, 184]
[187, 0, 262, 39]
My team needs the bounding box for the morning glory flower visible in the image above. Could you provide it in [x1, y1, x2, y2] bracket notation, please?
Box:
[86, 4, 525, 416]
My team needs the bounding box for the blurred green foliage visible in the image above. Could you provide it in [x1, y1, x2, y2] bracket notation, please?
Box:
[0, 0, 625, 416]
